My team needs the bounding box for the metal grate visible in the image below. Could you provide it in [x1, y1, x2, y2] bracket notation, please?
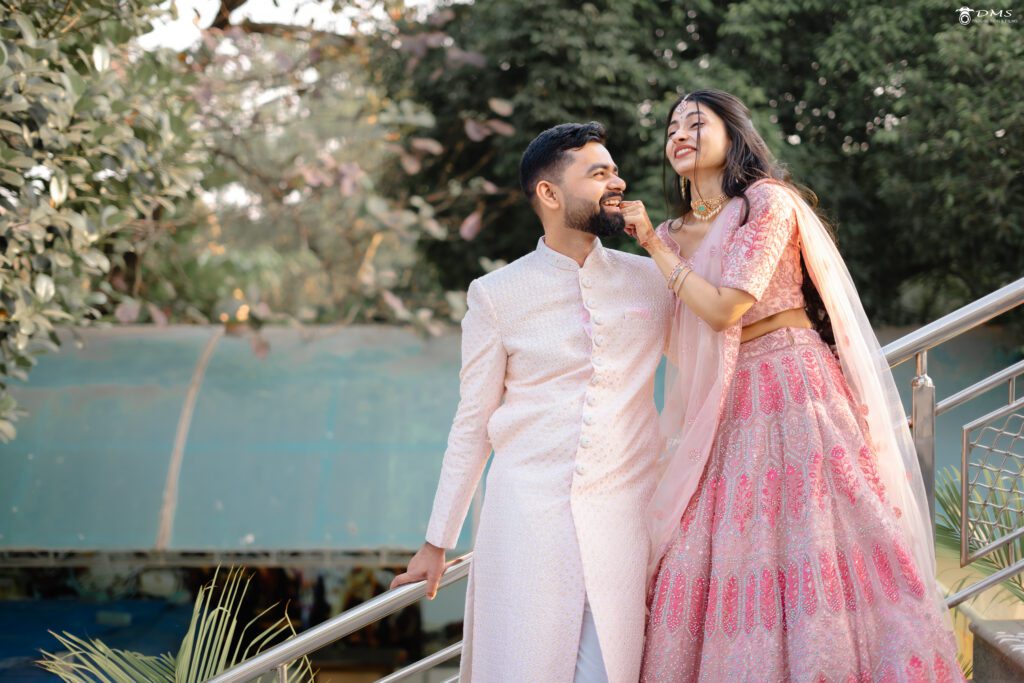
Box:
[961, 397, 1024, 567]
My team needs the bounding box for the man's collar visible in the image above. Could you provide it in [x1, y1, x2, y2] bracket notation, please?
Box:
[536, 235, 606, 271]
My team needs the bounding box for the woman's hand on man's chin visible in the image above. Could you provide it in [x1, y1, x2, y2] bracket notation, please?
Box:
[620, 200, 657, 253]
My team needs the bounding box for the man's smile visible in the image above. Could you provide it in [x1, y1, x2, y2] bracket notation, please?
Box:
[601, 194, 624, 212]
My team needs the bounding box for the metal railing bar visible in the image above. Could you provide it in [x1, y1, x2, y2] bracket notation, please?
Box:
[936, 360, 1024, 416]
[441, 675, 460, 683]
[962, 425, 970, 567]
[882, 278, 1024, 368]
[911, 350, 937, 520]
[965, 526, 1024, 566]
[945, 557, 1024, 608]
[961, 396, 1024, 435]
[208, 554, 472, 683]
[376, 641, 463, 683]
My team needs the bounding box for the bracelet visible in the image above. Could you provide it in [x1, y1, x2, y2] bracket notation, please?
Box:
[666, 262, 685, 289]
[671, 266, 696, 299]
[666, 262, 688, 290]
[669, 266, 691, 292]
[674, 267, 695, 296]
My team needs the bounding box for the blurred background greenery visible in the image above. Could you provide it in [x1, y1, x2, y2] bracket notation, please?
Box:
[1, 0, 1021, 439]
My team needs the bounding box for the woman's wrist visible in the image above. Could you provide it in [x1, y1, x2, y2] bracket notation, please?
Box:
[667, 262, 690, 291]
[650, 244, 681, 273]
[640, 226, 668, 255]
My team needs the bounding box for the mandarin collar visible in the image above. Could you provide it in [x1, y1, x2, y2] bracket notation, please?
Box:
[536, 236, 607, 271]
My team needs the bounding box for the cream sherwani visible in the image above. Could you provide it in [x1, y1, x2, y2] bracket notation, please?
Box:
[425, 237, 673, 682]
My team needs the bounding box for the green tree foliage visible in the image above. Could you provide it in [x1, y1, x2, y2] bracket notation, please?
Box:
[377, 0, 1021, 323]
[375, 0, 725, 287]
[186, 24, 454, 333]
[1, 2, 464, 441]
[715, 0, 1023, 321]
[0, 1, 207, 440]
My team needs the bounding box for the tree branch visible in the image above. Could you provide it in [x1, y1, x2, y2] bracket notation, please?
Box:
[210, 0, 249, 31]
[212, 147, 285, 200]
[40, 0, 73, 38]
[205, 0, 356, 47]
[231, 19, 355, 46]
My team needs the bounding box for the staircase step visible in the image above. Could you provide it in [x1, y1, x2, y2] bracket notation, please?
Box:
[970, 618, 1024, 682]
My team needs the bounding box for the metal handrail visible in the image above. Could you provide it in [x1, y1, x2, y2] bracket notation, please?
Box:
[880, 277, 1024, 523]
[207, 554, 472, 683]
[945, 557, 1024, 608]
[376, 641, 463, 682]
[882, 278, 1024, 367]
[936, 359, 1024, 417]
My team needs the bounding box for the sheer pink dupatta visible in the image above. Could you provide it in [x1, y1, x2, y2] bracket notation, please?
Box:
[648, 184, 940, 612]
[786, 186, 939, 610]
[648, 208, 742, 580]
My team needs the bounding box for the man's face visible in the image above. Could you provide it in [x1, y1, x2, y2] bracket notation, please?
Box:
[559, 142, 627, 237]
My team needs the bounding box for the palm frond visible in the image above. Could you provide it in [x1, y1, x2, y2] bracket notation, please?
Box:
[38, 566, 316, 683]
[175, 566, 315, 682]
[38, 631, 176, 682]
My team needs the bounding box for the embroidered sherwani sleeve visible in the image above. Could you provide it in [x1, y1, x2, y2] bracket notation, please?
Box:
[425, 279, 507, 549]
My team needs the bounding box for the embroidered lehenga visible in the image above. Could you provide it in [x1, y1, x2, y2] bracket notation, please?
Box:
[641, 180, 961, 682]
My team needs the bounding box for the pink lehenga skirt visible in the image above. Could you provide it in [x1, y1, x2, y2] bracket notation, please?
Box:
[641, 327, 962, 683]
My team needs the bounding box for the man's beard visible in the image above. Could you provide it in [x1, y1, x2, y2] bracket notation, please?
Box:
[564, 194, 625, 238]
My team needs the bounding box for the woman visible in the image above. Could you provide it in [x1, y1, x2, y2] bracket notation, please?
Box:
[621, 90, 961, 682]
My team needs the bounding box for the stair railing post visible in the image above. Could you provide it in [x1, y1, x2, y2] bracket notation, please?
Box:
[912, 351, 937, 524]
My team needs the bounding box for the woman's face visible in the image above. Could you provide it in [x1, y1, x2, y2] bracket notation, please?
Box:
[665, 99, 730, 178]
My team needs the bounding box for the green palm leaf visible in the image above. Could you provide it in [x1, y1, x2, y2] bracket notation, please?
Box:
[39, 631, 176, 682]
[38, 567, 316, 682]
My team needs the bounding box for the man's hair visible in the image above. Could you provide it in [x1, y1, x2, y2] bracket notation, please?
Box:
[519, 122, 606, 204]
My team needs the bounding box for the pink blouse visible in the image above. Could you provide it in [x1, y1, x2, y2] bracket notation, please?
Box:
[656, 180, 805, 326]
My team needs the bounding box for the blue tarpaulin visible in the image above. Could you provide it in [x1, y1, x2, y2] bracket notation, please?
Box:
[1, 326, 465, 561]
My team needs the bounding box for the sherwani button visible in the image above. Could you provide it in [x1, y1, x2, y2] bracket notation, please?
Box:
[586, 299, 596, 308]
[584, 414, 596, 425]
[594, 335, 605, 346]
[580, 436, 592, 448]
[581, 277, 593, 288]
[575, 463, 585, 475]
[593, 314, 605, 325]
[593, 357, 604, 367]
[586, 395, 598, 405]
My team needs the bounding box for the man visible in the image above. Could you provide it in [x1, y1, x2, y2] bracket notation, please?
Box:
[391, 123, 673, 682]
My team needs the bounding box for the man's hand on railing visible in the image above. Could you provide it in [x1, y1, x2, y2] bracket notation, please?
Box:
[390, 541, 447, 599]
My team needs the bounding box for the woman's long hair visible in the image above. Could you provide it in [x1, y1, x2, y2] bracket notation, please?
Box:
[663, 89, 835, 347]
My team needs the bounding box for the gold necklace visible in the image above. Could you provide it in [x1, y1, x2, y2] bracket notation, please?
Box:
[689, 193, 728, 221]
